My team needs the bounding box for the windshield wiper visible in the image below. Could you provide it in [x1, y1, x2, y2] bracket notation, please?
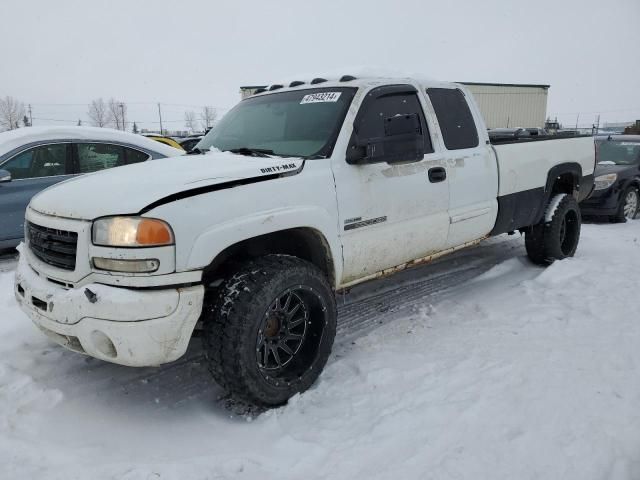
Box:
[227, 147, 275, 157]
[187, 147, 204, 155]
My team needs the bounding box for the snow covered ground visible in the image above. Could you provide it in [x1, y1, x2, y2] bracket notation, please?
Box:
[2, 222, 640, 479]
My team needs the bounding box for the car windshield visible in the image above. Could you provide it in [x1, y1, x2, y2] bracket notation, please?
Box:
[196, 87, 356, 158]
[597, 141, 640, 165]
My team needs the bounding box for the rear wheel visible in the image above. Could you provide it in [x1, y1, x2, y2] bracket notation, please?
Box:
[202, 255, 337, 407]
[525, 194, 581, 265]
[610, 186, 639, 223]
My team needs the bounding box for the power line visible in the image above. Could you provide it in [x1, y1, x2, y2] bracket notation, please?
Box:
[31, 116, 214, 125]
[29, 101, 231, 109]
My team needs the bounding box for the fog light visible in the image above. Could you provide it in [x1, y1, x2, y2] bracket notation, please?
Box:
[92, 257, 160, 273]
[91, 330, 117, 358]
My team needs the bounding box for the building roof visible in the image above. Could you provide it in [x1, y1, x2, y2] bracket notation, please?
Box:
[458, 82, 550, 89]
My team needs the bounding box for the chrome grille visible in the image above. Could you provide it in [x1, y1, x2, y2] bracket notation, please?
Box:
[27, 222, 78, 271]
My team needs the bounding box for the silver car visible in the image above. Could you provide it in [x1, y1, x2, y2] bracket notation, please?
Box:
[0, 126, 183, 249]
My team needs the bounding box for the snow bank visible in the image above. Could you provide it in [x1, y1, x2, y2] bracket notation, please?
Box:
[1, 222, 640, 479]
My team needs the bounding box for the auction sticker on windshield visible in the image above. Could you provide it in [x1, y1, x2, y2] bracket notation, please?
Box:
[300, 92, 342, 104]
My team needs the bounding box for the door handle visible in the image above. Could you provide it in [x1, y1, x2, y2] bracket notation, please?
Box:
[428, 167, 446, 183]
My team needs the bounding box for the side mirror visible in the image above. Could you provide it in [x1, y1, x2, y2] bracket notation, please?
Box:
[348, 113, 425, 165]
[0, 169, 11, 183]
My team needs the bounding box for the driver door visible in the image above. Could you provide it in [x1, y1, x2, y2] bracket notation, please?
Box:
[332, 85, 450, 284]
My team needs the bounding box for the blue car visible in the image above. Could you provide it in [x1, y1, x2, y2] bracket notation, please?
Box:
[0, 126, 183, 249]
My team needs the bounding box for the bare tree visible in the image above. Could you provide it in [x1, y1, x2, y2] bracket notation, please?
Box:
[87, 98, 108, 127]
[184, 110, 198, 132]
[0, 96, 25, 131]
[107, 98, 127, 130]
[200, 106, 217, 130]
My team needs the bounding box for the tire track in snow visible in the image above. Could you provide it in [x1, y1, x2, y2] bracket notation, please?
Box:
[336, 235, 524, 342]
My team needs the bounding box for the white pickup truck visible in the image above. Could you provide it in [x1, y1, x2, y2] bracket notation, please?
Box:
[14, 76, 595, 407]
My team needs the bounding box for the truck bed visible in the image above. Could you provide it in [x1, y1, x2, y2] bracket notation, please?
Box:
[491, 135, 595, 198]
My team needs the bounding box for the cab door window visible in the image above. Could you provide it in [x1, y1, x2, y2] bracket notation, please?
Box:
[1, 143, 71, 179]
[347, 87, 433, 163]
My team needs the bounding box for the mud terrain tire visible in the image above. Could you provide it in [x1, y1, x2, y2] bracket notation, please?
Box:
[525, 194, 581, 266]
[202, 255, 337, 407]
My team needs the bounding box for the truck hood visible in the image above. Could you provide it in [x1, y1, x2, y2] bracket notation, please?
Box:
[30, 151, 304, 220]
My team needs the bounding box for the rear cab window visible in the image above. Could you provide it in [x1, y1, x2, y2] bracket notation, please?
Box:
[427, 88, 479, 150]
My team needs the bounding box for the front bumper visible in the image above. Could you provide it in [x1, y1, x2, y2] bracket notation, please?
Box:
[580, 187, 621, 216]
[14, 253, 204, 367]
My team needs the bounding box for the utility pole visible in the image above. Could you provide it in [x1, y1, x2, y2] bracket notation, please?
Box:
[576, 114, 579, 130]
[157, 103, 163, 135]
[28, 104, 33, 126]
[119, 103, 125, 130]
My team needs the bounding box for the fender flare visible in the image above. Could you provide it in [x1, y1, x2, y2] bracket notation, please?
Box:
[536, 162, 584, 223]
[185, 206, 343, 286]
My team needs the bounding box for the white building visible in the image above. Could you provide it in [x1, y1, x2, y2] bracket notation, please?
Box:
[240, 81, 550, 129]
[460, 82, 549, 129]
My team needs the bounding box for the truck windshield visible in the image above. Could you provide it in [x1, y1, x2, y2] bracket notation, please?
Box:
[597, 141, 640, 165]
[196, 87, 357, 158]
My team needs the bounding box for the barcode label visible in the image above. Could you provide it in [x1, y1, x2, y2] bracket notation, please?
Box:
[300, 92, 342, 104]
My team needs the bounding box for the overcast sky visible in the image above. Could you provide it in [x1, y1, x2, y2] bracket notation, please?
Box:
[2, 0, 639, 130]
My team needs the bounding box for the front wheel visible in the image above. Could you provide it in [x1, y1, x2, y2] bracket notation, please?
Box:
[202, 255, 337, 407]
[611, 186, 639, 223]
[525, 194, 581, 266]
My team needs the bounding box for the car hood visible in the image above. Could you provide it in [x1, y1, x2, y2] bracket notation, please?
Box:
[594, 163, 634, 176]
[29, 151, 303, 220]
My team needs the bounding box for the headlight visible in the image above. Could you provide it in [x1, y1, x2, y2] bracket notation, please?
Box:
[594, 173, 617, 191]
[92, 217, 174, 247]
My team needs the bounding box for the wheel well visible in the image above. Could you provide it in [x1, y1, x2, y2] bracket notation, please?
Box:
[550, 172, 577, 196]
[202, 228, 335, 287]
[529, 164, 582, 227]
